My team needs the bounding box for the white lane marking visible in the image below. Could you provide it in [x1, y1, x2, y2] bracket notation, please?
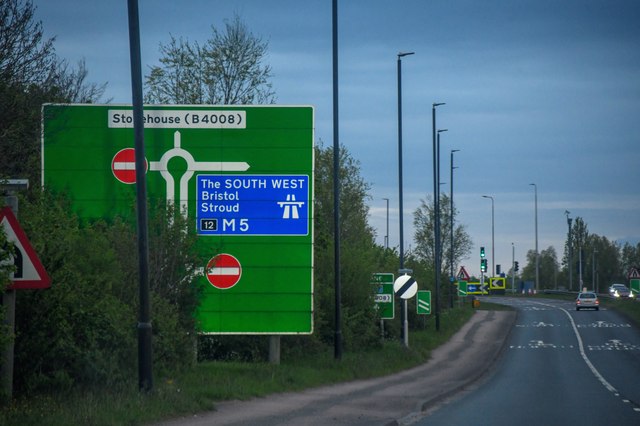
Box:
[535, 301, 617, 393]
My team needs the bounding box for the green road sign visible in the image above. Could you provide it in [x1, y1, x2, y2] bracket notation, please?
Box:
[457, 281, 468, 297]
[417, 290, 431, 315]
[42, 104, 314, 334]
[371, 273, 394, 319]
[630, 279, 640, 297]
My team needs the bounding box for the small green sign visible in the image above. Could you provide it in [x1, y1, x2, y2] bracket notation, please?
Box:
[42, 104, 314, 335]
[630, 279, 640, 297]
[457, 281, 468, 297]
[371, 273, 394, 319]
[417, 290, 431, 315]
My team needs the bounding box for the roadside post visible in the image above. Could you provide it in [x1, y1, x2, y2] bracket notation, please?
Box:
[1, 179, 51, 399]
[394, 270, 417, 347]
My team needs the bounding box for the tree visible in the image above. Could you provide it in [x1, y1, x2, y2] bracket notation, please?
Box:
[413, 194, 473, 280]
[0, 0, 55, 86]
[539, 246, 559, 289]
[0, 0, 106, 184]
[145, 14, 275, 105]
[13, 191, 203, 393]
[310, 142, 381, 350]
[522, 246, 559, 289]
[620, 242, 640, 277]
[560, 216, 628, 291]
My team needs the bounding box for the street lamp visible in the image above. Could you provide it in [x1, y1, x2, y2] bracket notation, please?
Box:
[530, 183, 539, 292]
[432, 103, 445, 332]
[482, 195, 495, 277]
[397, 51, 414, 346]
[592, 248, 598, 293]
[450, 149, 459, 308]
[565, 210, 573, 291]
[382, 198, 389, 249]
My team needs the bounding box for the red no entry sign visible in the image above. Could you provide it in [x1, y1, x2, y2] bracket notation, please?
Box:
[206, 253, 242, 289]
[111, 148, 147, 184]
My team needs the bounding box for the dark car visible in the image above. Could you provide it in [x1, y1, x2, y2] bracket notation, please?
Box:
[608, 283, 632, 298]
[576, 292, 599, 311]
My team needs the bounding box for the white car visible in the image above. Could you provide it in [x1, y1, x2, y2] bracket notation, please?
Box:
[576, 292, 600, 311]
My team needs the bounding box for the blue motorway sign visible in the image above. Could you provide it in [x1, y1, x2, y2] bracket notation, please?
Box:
[196, 174, 310, 236]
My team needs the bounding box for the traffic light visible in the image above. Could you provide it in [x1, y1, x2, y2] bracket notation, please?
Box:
[481, 258, 487, 273]
[514, 261, 519, 272]
[496, 264, 501, 275]
[480, 246, 485, 258]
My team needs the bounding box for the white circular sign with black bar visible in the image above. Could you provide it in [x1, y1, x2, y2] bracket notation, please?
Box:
[394, 274, 418, 299]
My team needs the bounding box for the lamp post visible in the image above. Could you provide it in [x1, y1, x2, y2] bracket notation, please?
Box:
[482, 195, 495, 277]
[397, 51, 414, 346]
[530, 183, 539, 292]
[432, 103, 445, 332]
[331, 0, 342, 360]
[450, 149, 459, 308]
[592, 248, 598, 293]
[565, 210, 573, 291]
[435, 128, 447, 329]
[382, 198, 389, 249]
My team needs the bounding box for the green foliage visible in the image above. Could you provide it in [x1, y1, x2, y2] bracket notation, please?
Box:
[413, 193, 473, 281]
[15, 191, 135, 392]
[556, 217, 630, 290]
[0, 0, 107, 184]
[145, 14, 275, 105]
[11, 191, 203, 394]
[311, 142, 385, 351]
[521, 246, 559, 289]
[621, 242, 640, 274]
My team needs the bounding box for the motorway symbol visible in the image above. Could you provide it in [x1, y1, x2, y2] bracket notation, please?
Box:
[111, 148, 147, 184]
[0, 207, 51, 289]
[206, 253, 242, 290]
[394, 274, 418, 299]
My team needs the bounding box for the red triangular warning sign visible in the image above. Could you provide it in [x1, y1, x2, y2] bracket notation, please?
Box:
[1, 207, 51, 289]
[457, 266, 471, 281]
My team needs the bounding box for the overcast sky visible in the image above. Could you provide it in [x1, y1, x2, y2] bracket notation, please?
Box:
[32, 0, 640, 278]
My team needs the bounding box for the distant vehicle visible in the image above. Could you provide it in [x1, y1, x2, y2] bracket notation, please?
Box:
[576, 292, 600, 311]
[608, 283, 632, 298]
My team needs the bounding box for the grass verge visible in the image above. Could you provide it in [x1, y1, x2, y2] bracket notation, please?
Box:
[1, 306, 474, 426]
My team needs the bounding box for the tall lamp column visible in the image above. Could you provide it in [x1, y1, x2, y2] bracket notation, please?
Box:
[449, 149, 459, 308]
[482, 195, 495, 277]
[397, 51, 414, 346]
[530, 183, 539, 292]
[432, 103, 445, 332]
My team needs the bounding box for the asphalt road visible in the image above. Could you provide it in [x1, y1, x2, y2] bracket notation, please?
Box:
[418, 297, 640, 426]
[153, 309, 515, 426]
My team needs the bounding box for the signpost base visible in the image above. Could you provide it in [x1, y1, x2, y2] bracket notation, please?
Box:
[269, 336, 281, 365]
